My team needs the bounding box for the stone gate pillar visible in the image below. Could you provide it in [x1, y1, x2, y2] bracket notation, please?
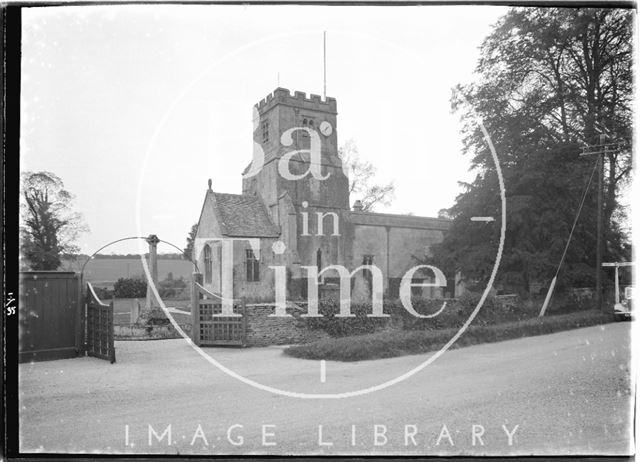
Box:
[144, 234, 160, 311]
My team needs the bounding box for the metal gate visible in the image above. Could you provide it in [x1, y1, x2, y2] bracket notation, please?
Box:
[85, 282, 116, 363]
[191, 274, 246, 347]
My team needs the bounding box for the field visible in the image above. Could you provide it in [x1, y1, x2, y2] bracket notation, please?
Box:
[61, 258, 194, 287]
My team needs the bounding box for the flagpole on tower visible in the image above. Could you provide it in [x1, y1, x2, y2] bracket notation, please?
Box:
[323, 31, 327, 99]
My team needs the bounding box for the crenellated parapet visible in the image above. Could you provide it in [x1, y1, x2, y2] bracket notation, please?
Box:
[255, 87, 337, 114]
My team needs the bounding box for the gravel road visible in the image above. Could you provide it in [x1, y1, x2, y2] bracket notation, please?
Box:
[19, 322, 634, 455]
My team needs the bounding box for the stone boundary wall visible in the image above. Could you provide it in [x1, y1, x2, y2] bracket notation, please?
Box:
[115, 323, 192, 340]
[245, 304, 331, 347]
[242, 303, 409, 346]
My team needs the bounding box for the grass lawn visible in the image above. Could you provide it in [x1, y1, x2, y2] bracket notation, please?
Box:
[284, 309, 619, 361]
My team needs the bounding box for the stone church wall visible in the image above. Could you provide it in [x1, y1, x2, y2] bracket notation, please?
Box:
[231, 238, 279, 303]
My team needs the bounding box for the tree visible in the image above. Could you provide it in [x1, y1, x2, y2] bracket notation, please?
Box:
[437, 208, 452, 220]
[339, 139, 395, 212]
[433, 7, 632, 295]
[183, 223, 198, 261]
[20, 171, 88, 270]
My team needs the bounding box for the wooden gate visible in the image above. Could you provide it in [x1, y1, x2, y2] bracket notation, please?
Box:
[85, 282, 116, 363]
[19, 272, 82, 362]
[191, 274, 246, 347]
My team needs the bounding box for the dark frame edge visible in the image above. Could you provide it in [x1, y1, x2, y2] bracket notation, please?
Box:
[3, 3, 22, 460]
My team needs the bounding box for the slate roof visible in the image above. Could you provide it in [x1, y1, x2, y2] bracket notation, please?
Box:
[348, 210, 451, 231]
[211, 192, 280, 238]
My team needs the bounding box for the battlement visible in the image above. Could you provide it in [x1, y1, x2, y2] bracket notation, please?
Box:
[255, 87, 337, 114]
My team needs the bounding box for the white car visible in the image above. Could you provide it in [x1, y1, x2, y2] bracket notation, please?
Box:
[614, 286, 634, 321]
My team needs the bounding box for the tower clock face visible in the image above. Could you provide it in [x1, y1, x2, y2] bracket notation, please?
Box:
[319, 120, 333, 136]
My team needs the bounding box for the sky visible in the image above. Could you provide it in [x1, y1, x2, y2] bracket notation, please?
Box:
[21, 4, 509, 255]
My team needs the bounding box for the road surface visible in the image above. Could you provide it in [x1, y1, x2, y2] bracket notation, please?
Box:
[19, 323, 634, 455]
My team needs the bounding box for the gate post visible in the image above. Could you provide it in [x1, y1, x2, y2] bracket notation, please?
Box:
[144, 234, 161, 311]
[241, 297, 248, 347]
[76, 275, 85, 356]
[191, 272, 203, 346]
[109, 296, 116, 363]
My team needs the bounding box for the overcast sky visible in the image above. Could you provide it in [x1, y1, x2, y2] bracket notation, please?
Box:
[21, 4, 509, 255]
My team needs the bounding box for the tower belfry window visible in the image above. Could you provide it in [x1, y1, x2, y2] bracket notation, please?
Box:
[301, 117, 313, 138]
[262, 121, 269, 143]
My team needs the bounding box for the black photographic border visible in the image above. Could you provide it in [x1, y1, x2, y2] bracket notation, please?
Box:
[1, 2, 635, 461]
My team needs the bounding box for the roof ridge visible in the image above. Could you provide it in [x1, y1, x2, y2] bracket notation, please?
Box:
[212, 191, 245, 198]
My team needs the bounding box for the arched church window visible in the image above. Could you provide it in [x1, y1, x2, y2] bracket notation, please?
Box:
[262, 120, 269, 143]
[204, 244, 212, 284]
[246, 249, 260, 282]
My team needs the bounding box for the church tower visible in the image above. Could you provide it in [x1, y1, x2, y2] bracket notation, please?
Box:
[242, 88, 350, 212]
[242, 88, 352, 289]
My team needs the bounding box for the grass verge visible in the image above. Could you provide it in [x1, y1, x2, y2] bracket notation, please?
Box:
[283, 309, 618, 362]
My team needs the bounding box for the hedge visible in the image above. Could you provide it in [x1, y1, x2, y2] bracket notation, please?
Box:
[284, 309, 617, 361]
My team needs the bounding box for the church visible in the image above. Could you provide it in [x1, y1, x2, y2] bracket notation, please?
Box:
[194, 88, 451, 303]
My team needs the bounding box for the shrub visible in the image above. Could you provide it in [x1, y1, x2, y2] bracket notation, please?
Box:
[299, 292, 524, 337]
[301, 299, 390, 337]
[385, 297, 478, 331]
[296, 290, 604, 340]
[547, 291, 597, 314]
[94, 286, 114, 301]
[285, 309, 617, 362]
[113, 277, 147, 298]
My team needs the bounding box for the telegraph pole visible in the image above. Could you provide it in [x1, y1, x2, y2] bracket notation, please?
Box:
[580, 133, 621, 312]
[595, 139, 604, 311]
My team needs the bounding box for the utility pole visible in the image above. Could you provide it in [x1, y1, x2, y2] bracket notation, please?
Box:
[580, 133, 622, 312]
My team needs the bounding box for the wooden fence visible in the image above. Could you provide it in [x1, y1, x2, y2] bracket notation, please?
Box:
[85, 282, 116, 363]
[191, 273, 246, 347]
[19, 272, 82, 362]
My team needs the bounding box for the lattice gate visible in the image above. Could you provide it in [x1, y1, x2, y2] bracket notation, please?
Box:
[191, 274, 246, 347]
[85, 283, 116, 363]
